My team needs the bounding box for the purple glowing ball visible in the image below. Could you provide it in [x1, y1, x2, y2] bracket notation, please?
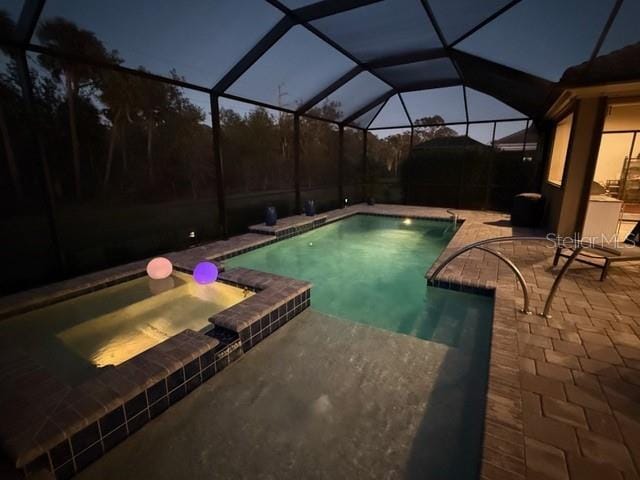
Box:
[193, 261, 218, 285]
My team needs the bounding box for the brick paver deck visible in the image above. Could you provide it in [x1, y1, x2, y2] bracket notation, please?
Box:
[257, 203, 640, 478]
[409, 205, 640, 480]
[3, 203, 640, 479]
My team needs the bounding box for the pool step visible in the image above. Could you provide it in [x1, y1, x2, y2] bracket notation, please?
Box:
[249, 214, 327, 239]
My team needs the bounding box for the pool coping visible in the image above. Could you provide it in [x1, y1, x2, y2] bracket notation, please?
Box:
[0, 268, 310, 479]
[0, 203, 474, 479]
[12, 203, 634, 480]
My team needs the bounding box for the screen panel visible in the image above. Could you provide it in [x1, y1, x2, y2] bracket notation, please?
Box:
[466, 87, 524, 121]
[228, 26, 356, 110]
[349, 101, 385, 128]
[309, 71, 391, 121]
[1, 48, 60, 294]
[456, 0, 615, 81]
[468, 123, 495, 145]
[279, 0, 318, 8]
[428, 0, 512, 44]
[368, 128, 413, 179]
[300, 117, 340, 211]
[300, 117, 339, 188]
[35, 0, 283, 88]
[494, 120, 528, 147]
[0, 0, 23, 39]
[374, 57, 459, 90]
[27, 52, 220, 278]
[599, 0, 640, 56]
[311, 0, 441, 62]
[220, 98, 294, 193]
[370, 94, 410, 128]
[343, 127, 364, 203]
[403, 86, 466, 124]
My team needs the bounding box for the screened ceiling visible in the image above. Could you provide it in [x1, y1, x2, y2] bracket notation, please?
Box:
[1, 0, 638, 129]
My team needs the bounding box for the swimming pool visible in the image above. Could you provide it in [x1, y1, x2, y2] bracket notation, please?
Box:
[226, 214, 493, 344]
[0, 271, 252, 385]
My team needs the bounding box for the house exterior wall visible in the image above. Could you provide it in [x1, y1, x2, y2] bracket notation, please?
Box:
[542, 98, 607, 236]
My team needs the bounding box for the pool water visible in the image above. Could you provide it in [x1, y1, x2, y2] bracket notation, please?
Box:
[78, 310, 492, 480]
[226, 214, 493, 344]
[0, 271, 252, 385]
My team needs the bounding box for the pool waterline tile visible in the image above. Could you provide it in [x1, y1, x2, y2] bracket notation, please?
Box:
[226, 213, 482, 345]
[1, 203, 533, 480]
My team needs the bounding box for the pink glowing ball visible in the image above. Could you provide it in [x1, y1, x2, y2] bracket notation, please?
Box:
[193, 261, 218, 285]
[146, 257, 173, 280]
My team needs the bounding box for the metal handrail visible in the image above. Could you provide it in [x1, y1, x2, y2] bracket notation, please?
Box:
[429, 236, 553, 279]
[428, 235, 591, 318]
[446, 209, 458, 229]
[475, 246, 532, 314]
[540, 246, 583, 318]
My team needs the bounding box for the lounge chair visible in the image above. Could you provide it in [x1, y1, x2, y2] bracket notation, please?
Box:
[553, 241, 640, 280]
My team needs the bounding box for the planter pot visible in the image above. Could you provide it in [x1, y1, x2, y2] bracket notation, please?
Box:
[304, 200, 316, 216]
[265, 206, 277, 226]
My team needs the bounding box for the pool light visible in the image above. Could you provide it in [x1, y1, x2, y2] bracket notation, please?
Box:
[146, 257, 173, 280]
[193, 261, 218, 285]
[403, 218, 412, 225]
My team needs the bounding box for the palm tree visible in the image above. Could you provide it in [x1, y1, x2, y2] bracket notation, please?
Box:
[99, 70, 136, 189]
[128, 71, 170, 185]
[37, 17, 120, 198]
[0, 11, 21, 199]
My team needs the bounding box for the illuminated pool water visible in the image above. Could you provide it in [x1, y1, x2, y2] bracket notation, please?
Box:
[227, 214, 493, 344]
[0, 271, 251, 385]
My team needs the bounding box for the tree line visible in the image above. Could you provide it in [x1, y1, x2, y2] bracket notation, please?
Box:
[0, 13, 458, 210]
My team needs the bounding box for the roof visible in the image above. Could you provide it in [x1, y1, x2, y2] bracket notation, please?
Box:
[1, 0, 637, 129]
[561, 41, 640, 86]
[495, 127, 539, 145]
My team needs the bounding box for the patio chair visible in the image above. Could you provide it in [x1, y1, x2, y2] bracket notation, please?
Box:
[553, 240, 640, 281]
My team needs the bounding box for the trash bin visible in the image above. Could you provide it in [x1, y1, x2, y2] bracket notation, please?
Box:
[511, 193, 544, 227]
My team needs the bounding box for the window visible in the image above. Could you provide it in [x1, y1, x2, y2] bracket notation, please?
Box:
[547, 113, 574, 186]
[603, 102, 640, 132]
[589, 101, 640, 242]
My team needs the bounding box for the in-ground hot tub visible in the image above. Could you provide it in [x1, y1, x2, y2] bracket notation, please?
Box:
[0, 270, 252, 385]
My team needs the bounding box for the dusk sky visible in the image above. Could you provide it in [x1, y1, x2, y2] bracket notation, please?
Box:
[5, 0, 634, 131]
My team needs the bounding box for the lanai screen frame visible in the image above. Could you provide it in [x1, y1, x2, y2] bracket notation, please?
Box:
[0, 0, 625, 247]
